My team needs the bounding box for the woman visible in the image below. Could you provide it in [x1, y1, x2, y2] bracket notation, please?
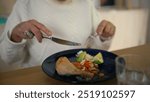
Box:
[0, 0, 115, 68]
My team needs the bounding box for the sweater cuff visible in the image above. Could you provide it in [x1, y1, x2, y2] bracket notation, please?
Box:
[6, 31, 27, 48]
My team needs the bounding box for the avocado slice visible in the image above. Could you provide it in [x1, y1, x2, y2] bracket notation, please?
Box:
[76, 51, 86, 62]
[93, 52, 104, 64]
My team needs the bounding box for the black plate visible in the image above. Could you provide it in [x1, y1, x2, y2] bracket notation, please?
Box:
[42, 49, 117, 84]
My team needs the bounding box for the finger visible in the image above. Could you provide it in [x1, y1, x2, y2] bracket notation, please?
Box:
[11, 21, 35, 42]
[29, 20, 52, 36]
[112, 26, 116, 36]
[96, 20, 107, 35]
[23, 31, 33, 39]
[107, 24, 116, 37]
[102, 24, 111, 37]
[16, 22, 31, 39]
[105, 24, 111, 33]
[16, 22, 36, 40]
[29, 24, 43, 42]
[109, 27, 115, 36]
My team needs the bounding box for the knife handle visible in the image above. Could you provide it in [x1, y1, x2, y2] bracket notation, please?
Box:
[27, 31, 52, 39]
[26, 31, 34, 39]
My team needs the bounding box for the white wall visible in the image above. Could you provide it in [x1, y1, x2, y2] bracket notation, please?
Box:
[146, 10, 150, 43]
[141, 0, 150, 43]
[99, 8, 149, 51]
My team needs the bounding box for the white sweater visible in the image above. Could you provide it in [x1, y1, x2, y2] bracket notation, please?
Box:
[0, 0, 111, 68]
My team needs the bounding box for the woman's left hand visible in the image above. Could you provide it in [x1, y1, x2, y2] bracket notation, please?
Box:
[96, 20, 116, 38]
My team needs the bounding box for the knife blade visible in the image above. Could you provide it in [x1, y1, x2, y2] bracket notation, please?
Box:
[43, 36, 81, 46]
[28, 31, 81, 46]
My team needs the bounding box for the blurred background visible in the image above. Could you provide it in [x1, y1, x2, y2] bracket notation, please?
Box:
[0, 0, 150, 71]
[93, 0, 150, 51]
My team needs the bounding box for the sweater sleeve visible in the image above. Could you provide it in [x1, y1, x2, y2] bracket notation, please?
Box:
[88, 0, 112, 50]
[0, 0, 28, 66]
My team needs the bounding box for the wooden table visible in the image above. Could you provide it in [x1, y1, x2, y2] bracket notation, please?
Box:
[0, 44, 150, 85]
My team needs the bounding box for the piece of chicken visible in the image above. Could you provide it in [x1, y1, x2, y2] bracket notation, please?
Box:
[56, 57, 94, 78]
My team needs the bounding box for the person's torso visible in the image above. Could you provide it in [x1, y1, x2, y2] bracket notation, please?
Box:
[22, 0, 93, 66]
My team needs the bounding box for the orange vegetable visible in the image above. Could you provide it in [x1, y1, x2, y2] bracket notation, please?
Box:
[84, 61, 91, 70]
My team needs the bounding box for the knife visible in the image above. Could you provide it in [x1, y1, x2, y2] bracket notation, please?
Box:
[28, 31, 81, 46]
[43, 36, 81, 46]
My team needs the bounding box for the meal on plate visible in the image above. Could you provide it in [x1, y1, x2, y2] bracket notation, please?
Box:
[56, 50, 104, 80]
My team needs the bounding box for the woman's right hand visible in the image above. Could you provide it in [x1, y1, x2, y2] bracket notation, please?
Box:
[11, 19, 52, 43]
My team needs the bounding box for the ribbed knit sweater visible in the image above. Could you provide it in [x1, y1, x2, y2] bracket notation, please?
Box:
[0, 0, 111, 69]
